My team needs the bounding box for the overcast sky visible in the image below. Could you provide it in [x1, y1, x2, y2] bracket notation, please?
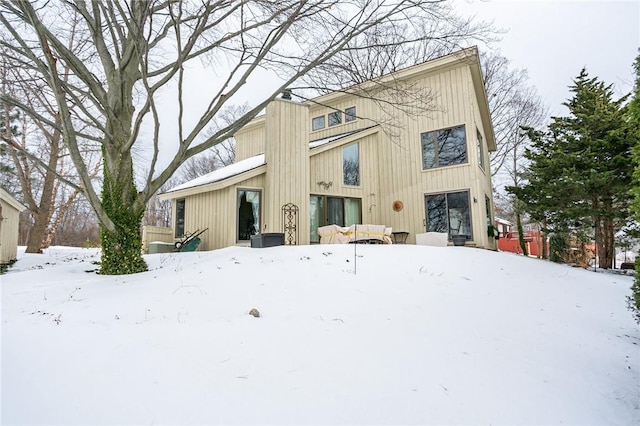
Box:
[149, 0, 640, 175]
[464, 0, 639, 117]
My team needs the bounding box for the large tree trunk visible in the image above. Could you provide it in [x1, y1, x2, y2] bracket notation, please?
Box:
[600, 215, 615, 270]
[98, 32, 148, 274]
[99, 154, 147, 274]
[516, 212, 528, 257]
[514, 197, 528, 256]
[23, 115, 61, 253]
[593, 198, 615, 270]
[25, 210, 49, 253]
[98, 100, 147, 274]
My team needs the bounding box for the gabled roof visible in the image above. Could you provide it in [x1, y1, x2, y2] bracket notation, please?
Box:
[307, 46, 496, 151]
[0, 187, 27, 212]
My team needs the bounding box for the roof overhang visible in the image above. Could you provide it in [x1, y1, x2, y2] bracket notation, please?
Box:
[159, 164, 267, 201]
[0, 187, 27, 212]
[309, 47, 475, 103]
[309, 126, 380, 156]
[468, 54, 497, 151]
[307, 47, 496, 152]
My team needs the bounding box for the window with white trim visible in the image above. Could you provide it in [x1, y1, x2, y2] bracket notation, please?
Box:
[328, 111, 342, 126]
[312, 116, 325, 131]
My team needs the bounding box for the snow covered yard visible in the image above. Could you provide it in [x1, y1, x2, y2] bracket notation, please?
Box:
[2, 244, 638, 425]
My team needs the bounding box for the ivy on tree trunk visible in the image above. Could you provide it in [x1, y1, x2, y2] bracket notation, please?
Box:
[99, 160, 147, 275]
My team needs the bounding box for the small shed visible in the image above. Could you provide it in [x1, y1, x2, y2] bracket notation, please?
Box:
[1, 188, 27, 266]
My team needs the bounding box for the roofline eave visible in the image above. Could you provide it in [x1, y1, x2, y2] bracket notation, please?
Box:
[159, 165, 267, 201]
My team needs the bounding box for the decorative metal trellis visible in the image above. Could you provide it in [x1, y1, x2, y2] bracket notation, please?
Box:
[282, 203, 299, 245]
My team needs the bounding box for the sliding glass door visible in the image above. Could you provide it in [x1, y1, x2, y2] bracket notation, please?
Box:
[309, 195, 361, 242]
[327, 197, 345, 227]
[425, 190, 472, 240]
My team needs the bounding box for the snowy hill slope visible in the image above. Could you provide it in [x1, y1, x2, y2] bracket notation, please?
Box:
[2, 245, 638, 425]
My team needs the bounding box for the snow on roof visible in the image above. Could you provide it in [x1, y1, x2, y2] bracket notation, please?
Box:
[309, 127, 372, 149]
[0, 187, 27, 211]
[166, 126, 375, 194]
[495, 217, 513, 226]
[166, 153, 265, 193]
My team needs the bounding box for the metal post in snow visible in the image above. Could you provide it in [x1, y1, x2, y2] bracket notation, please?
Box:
[354, 224, 357, 275]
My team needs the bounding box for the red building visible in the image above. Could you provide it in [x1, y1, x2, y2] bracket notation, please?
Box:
[498, 230, 549, 257]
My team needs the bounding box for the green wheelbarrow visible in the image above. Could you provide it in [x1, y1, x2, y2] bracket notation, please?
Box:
[174, 228, 208, 252]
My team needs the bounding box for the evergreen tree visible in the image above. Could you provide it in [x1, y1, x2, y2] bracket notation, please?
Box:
[628, 52, 640, 323]
[511, 69, 634, 269]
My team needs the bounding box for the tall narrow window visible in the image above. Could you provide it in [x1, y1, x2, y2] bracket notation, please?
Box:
[421, 125, 467, 169]
[328, 111, 342, 126]
[477, 128, 485, 170]
[425, 191, 472, 240]
[343, 143, 360, 186]
[237, 189, 261, 241]
[485, 195, 491, 227]
[175, 199, 185, 237]
[312, 116, 325, 131]
[345, 106, 356, 122]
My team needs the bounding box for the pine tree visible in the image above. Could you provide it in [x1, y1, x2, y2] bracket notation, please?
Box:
[511, 69, 634, 269]
[628, 52, 640, 323]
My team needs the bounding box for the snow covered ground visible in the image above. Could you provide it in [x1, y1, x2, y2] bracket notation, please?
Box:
[2, 244, 639, 425]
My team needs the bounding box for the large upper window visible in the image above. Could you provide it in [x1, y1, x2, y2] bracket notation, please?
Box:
[343, 143, 360, 186]
[328, 111, 342, 126]
[237, 189, 261, 241]
[312, 116, 325, 131]
[421, 125, 467, 169]
[477, 128, 485, 170]
[425, 190, 472, 240]
[175, 199, 185, 237]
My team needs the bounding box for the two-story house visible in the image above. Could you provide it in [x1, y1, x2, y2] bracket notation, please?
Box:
[159, 47, 496, 249]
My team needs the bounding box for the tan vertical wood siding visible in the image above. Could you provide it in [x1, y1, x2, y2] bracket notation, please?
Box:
[235, 119, 266, 161]
[166, 49, 496, 250]
[307, 63, 494, 245]
[309, 133, 380, 224]
[181, 174, 265, 250]
[0, 196, 24, 264]
[141, 226, 174, 253]
[263, 100, 311, 244]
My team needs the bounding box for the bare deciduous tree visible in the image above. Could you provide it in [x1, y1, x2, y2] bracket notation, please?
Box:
[481, 52, 547, 178]
[480, 52, 547, 256]
[1, 42, 101, 253]
[0, 0, 493, 274]
[51, 196, 100, 247]
[179, 103, 250, 181]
